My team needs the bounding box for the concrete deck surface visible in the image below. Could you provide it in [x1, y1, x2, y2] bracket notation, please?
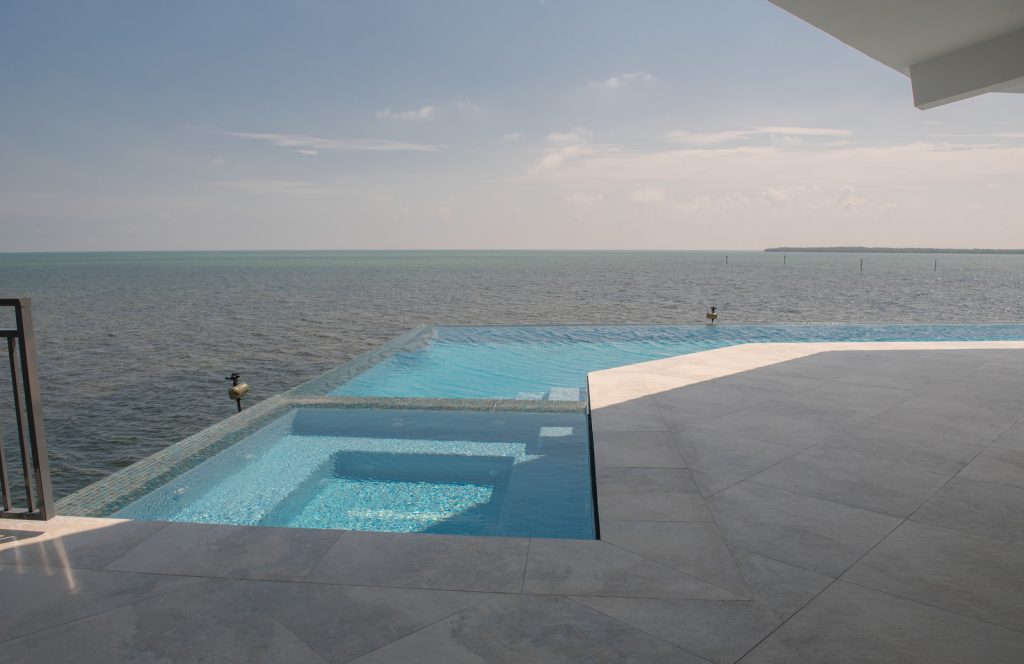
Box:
[3, 342, 1024, 662]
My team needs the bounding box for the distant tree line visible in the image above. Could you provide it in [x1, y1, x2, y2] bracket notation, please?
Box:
[764, 247, 1024, 254]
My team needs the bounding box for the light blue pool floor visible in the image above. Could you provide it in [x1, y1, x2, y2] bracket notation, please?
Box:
[115, 408, 595, 539]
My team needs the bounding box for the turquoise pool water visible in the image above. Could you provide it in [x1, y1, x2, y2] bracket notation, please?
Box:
[114, 408, 595, 539]
[329, 324, 1024, 401]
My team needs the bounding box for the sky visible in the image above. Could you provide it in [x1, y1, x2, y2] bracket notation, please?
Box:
[2, 0, 1023, 251]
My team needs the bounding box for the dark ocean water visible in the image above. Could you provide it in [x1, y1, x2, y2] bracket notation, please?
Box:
[1, 250, 1023, 498]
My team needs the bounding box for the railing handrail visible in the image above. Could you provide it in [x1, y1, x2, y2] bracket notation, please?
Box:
[0, 296, 54, 520]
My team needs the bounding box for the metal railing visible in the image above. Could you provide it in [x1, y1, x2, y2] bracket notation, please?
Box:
[0, 297, 54, 520]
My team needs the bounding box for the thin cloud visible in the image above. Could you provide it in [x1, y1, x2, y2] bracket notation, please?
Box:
[591, 71, 654, 90]
[227, 131, 443, 153]
[546, 127, 591, 143]
[456, 101, 483, 114]
[376, 106, 437, 120]
[212, 179, 338, 195]
[928, 132, 1024, 141]
[664, 126, 851, 145]
[530, 127, 596, 175]
[631, 187, 667, 204]
[565, 191, 604, 205]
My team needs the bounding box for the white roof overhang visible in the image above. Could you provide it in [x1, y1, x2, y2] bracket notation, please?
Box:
[769, 0, 1024, 109]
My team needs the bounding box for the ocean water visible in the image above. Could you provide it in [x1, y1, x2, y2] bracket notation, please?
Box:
[2, 250, 1024, 498]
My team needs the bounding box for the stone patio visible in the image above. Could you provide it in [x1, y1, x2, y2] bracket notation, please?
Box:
[3, 342, 1024, 662]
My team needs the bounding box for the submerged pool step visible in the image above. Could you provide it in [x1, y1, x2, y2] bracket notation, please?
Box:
[547, 387, 581, 401]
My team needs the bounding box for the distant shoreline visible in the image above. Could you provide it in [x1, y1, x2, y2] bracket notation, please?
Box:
[765, 247, 1024, 255]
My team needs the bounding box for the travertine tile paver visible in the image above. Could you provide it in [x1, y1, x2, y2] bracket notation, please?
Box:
[0, 562, 205, 643]
[957, 445, 1024, 489]
[911, 476, 1024, 545]
[306, 530, 529, 592]
[106, 521, 341, 581]
[708, 482, 901, 577]
[522, 538, 741, 600]
[747, 423, 985, 517]
[239, 581, 493, 663]
[672, 431, 795, 497]
[741, 581, 1024, 664]
[595, 467, 712, 521]
[993, 418, 1024, 451]
[348, 593, 712, 664]
[843, 520, 1024, 632]
[866, 395, 1021, 444]
[575, 550, 832, 664]
[588, 342, 1024, 663]
[592, 430, 687, 468]
[0, 517, 165, 570]
[599, 520, 749, 595]
[0, 578, 330, 664]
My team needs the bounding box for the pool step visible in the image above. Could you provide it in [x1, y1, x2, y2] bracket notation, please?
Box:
[547, 387, 581, 401]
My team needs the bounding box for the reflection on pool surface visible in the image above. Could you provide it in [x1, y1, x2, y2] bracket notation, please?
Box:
[115, 408, 596, 539]
[325, 324, 1024, 400]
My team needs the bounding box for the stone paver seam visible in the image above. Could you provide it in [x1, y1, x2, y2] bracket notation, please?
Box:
[562, 594, 715, 664]
[519, 538, 531, 593]
[734, 439, 1024, 664]
[836, 576, 1024, 637]
[258, 608, 333, 664]
[265, 577, 504, 598]
[592, 537, 751, 601]
[732, 479, 918, 521]
[298, 528, 350, 583]
[902, 412, 1022, 527]
[592, 344, 1024, 662]
[662, 422, 806, 501]
[993, 409, 1024, 448]
[340, 591, 502, 663]
[830, 517, 1024, 635]
[0, 569, 216, 647]
[731, 511, 906, 664]
[251, 580, 498, 664]
[642, 386, 777, 598]
[91, 520, 178, 573]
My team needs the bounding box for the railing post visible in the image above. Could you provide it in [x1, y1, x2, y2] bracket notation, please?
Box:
[0, 297, 54, 520]
[7, 336, 35, 511]
[14, 298, 54, 519]
[0, 424, 11, 511]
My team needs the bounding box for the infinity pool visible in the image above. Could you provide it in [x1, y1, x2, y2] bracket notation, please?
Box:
[114, 408, 596, 539]
[66, 322, 1024, 538]
[324, 324, 1024, 400]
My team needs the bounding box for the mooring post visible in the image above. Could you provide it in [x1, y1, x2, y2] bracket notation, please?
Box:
[860, 258, 864, 272]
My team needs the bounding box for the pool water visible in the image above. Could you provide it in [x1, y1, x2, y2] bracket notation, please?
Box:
[329, 324, 1024, 400]
[114, 408, 595, 539]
